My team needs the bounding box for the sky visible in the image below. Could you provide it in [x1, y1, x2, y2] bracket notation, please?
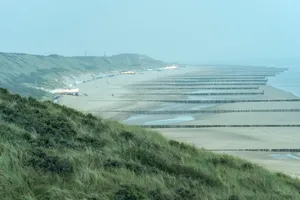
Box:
[1, 0, 300, 64]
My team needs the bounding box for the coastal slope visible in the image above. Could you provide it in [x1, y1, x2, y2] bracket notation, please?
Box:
[0, 52, 165, 97]
[1, 88, 300, 200]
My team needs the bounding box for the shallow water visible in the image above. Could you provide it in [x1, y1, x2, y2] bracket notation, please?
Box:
[143, 116, 194, 125]
[268, 67, 300, 97]
[270, 153, 300, 160]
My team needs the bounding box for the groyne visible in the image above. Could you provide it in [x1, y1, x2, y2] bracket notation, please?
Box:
[127, 91, 264, 96]
[139, 124, 300, 129]
[154, 79, 268, 83]
[131, 86, 260, 90]
[132, 83, 266, 86]
[207, 148, 300, 152]
[88, 98, 300, 104]
[104, 109, 300, 115]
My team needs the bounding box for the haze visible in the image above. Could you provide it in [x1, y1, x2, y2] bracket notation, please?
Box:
[1, 0, 299, 64]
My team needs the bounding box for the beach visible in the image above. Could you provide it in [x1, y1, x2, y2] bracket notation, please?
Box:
[59, 66, 300, 177]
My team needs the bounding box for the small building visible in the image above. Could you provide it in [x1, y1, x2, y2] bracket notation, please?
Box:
[54, 88, 79, 96]
[121, 71, 136, 74]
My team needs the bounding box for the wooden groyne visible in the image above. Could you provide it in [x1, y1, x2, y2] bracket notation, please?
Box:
[131, 86, 260, 90]
[88, 98, 300, 104]
[154, 79, 268, 83]
[104, 109, 300, 115]
[133, 83, 266, 86]
[139, 124, 300, 129]
[127, 91, 264, 96]
[173, 74, 274, 77]
[207, 148, 300, 152]
[169, 77, 268, 80]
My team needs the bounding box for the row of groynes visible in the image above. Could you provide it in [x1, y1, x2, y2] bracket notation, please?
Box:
[207, 148, 300, 152]
[125, 68, 298, 130]
[131, 86, 260, 90]
[139, 124, 300, 129]
[154, 79, 268, 83]
[88, 98, 300, 104]
[103, 109, 300, 115]
[132, 83, 266, 86]
[169, 77, 268, 79]
[193, 69, 287, 73]
[127, 91, 264, 96]
[174, 74, 275, 77]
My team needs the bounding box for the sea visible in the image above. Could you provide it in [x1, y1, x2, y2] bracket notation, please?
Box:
[268, 66, 300, 97]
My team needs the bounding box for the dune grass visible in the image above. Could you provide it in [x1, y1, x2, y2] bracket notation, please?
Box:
[0, 53, 166, 97]
[0, 87, 300, 200]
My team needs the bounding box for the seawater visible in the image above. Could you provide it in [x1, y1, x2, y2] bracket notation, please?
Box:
[268, 67, 300, 97]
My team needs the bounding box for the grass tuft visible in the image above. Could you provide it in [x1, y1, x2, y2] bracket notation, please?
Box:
[1, 88, 300, 199]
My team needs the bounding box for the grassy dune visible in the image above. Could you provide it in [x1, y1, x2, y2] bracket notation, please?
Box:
[0, 53, 165, 97]
[1, 88, 300, 200]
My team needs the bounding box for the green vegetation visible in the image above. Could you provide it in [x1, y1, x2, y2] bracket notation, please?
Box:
[0, 52, 166, 98]
[1, 87, 300, 200]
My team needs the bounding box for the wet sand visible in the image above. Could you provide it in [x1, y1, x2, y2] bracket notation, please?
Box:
[60, 66, 300, 177]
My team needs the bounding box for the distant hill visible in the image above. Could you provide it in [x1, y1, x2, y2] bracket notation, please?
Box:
[1, 88, 300, 199]
[0, 52, 165, 98]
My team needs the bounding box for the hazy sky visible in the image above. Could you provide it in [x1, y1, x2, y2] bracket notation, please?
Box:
[1, 0, 299, 63]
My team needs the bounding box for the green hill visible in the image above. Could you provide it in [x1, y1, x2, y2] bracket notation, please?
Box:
[0, 52, 165, 98]
[1, 88, 300, 200]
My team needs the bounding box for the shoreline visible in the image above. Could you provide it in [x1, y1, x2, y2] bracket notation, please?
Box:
[58, 66, 300, 177]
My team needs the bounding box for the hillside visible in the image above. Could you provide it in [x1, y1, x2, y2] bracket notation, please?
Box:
[1, 88, 300, 200]
[0, 52, 165, 98]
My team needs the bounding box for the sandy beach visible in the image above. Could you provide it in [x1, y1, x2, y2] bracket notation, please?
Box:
[59, 66, 300, 177]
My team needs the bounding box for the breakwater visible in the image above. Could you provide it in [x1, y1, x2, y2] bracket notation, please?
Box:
[139, 124, 300, 129]
[132, 83, 266, 86]
[207, 148, 300, 152]
[88, 98, 300, 104]
[127, 91, 264, 96]
[104, 108, 300, 115]
[154, 79, 268, 83]
[131, 86, 260, 90]
[169, 77, 268, 80]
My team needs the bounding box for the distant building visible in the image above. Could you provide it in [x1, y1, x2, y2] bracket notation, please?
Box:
[120, 71, 136, 74]
[53, 88, 79, 96]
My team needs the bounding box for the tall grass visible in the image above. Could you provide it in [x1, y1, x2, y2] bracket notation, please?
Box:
[0, 88, 300, 200]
